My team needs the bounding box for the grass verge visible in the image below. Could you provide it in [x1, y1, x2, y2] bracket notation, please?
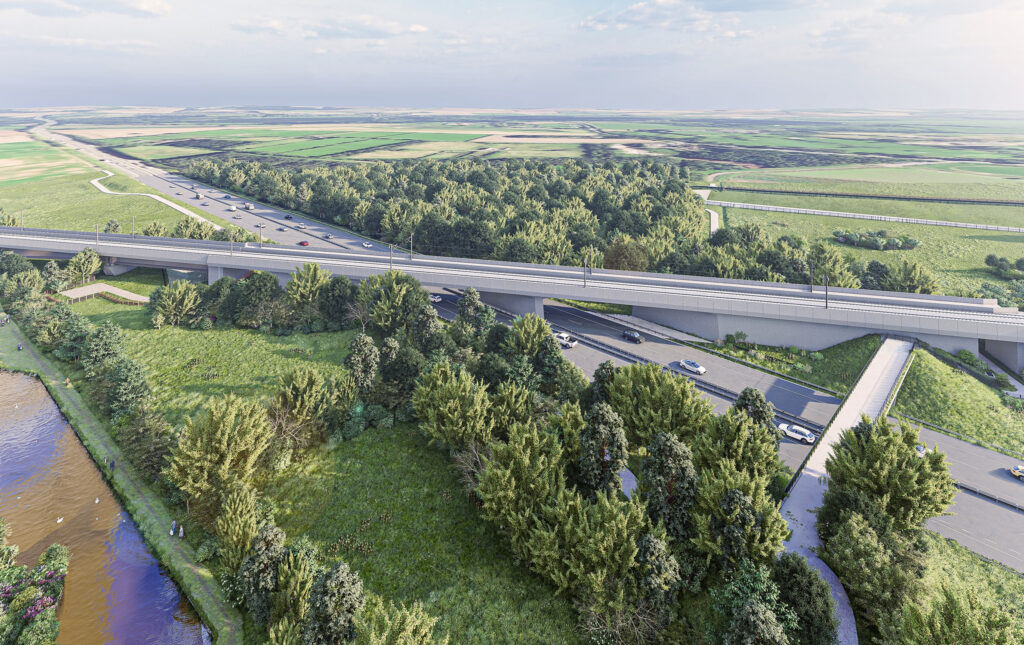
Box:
[920, 530, 1024, 613]
[554, 298, 633, 315]
[893, 349, 1024, 454]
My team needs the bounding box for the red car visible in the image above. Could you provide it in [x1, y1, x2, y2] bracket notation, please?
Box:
[298, 240, 310, 246]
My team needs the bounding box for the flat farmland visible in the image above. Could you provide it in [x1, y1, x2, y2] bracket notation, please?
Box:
[117, 144, 217, 160]
[0, 137, 91, 184]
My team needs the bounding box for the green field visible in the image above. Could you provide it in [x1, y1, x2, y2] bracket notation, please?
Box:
[698, 334, 882, 395]
[719, 206, 1024, 296]
[893, 349, 1024, 454]
[91, 267, 166, 297]
[265, 424, 580, 643]
[920, 531, 1024, 617]
[117, 145, 217, 160]
[72, 299, 355, 426]
[0, 138, 90, 184]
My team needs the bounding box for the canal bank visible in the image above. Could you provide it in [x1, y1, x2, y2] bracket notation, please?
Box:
[0, 317, 243, 645]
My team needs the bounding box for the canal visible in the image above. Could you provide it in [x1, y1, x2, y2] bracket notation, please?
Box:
[0, 370, 209, 644]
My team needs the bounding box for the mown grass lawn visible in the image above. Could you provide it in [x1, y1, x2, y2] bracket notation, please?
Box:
[94, 267, 166, 297]
[893, 349, 1024, 454]
[699, 334, 881, 395]
[72, 299, 355, 425]
[265, 423, 581, 644]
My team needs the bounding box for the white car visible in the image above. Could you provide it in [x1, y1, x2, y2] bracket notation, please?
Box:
[175, 191, 183, 195]
[232, 215, 242, 220]
[679, 359, 707, 375]
[201, 202, 209, 206]
[555, 332, 578, 348]
[228, 205, 237, 212]
[429, 294, 443, 303]
[362, 241, 373, 249]
[779, 424, 815, 444]
[296, 223, 307, 229]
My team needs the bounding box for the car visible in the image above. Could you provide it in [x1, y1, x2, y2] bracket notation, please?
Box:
[255, 223, 266, 228]
[323, 233, 334, 239]
[622, 329, 644, 343]
[679, 359, 706, 375]
[277, 226, 286, 231]
[228, 205, 237, 212]
[232, 215, 242, 220]
[299, 240, 310, 246]
[429, 294, 443, 303]
[284, 214, 293, 220]
[555, 332, 578, 349]
[362, 241, 373, 249]
[779, 424, 815, 444]
[1011, 464, 1024, 481]
[223, 194, 231, 199]
[296, 223, 307, 229]
[201, 202, 209, 206]
[175, 191, 183, 195]
[915, 444, 928, 459]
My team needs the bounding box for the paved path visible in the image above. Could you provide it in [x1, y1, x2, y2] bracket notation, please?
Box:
[89, 169, 221, 229]
[0, 317, 242, 645]
[780, 337, 914, 645]
[61, 282, 150, 303]
[707, 199, 1024, 233]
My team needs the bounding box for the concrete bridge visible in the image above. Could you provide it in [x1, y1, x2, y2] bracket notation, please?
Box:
[3, 226, 1023, 371]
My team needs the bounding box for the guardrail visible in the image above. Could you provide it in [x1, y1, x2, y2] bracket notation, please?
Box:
[953, 481, 1024, 513]
[706, 200, 1024, 233]
[694, 185, 1024, 208]
[880, 343, 916, 417]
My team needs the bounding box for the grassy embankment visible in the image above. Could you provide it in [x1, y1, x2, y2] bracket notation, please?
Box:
[554, 298, 632, 315]
[697, 334, 882, 395]
[70, 293, 580, 643]
[920, 530, 1024, 617]
[893, 349, 1024, 454]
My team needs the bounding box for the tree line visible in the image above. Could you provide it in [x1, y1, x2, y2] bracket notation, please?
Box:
[183, 157, 941, 294]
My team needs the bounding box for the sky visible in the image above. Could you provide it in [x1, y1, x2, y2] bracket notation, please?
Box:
[1, 0, 1022, 109]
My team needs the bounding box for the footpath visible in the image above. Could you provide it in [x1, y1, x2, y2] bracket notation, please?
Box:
[61, 282, 151, 303]
[0, 316, 243, 645]
[780, 336, 915, 645]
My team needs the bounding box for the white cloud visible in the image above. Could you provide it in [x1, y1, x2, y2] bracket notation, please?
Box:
[232, 14, 427, 40]
[7, 32, 155, 52]
[0, 0, 170, 16]
[580, 0, 712, 32]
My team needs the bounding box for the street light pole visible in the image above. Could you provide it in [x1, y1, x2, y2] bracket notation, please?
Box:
[132, 216, 135, 238]
[95, 223, 99, 244]
[825, 274, 830, 309]
[389, 244, 393, 270]
[408, 233, 413, 260]
[808, 259, 814, 293]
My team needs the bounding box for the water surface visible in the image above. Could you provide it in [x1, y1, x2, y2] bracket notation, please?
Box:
[0, 370, 210, 645]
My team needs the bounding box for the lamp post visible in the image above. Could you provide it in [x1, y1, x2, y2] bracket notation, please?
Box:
[808, 259, 814, 293]
[825, 274, 830, 309]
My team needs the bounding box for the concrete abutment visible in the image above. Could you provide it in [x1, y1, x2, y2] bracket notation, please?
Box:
[479, 291, 545, 318]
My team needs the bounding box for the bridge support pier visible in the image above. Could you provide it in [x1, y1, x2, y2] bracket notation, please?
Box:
[207, 265, 251, 284]
[102, 258, 137, 276]
[984, 339, 1024, 373]
[479, 292, 545, 319]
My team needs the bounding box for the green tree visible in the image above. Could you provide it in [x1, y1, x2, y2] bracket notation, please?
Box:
[884, 259, 938, 294]
[104, 219, 122, 233]
[732, 387, 777, 436]
[107, 357, 151, 420]
[455, 287, 496, 337]
[693, 459, 787, 576]
[578, 402, 628, 499]
[711, 559, 797, 645]
[345, 333, 379, 396]
[66, 247, 101, 284]
[820, 417, 955, 538]
[504, 313, 550, 362]
[270, 367, 336, 448]
[216, 484, 260, 573]
[379, 339, 426, 399]
[604, 235, 649, 271]
[772, 552, 837, 645]
[354, 597, 448, 645]
[156, 279, 202, 327]
[82, 321, 126, 377]
[478, 422, 565, 562]
[878, 586, 1024, 645]
[41, 260, 67, 292]
[725, 600, 790, 645]
[272, 550, 315, 625]
[693, 409, 782, 483]
[606, 362, 713, 446]
[304, 561, 366, 645]
[269, 618, 303, 645]
[412, 361, 492, 450]
[238, 523, 287, 626]
[165, 394, 273, 516]
[142, 221, 167, 237]
[639, 432, 699, 549]
[52, 311, 92, 362]
[113, 405, 173, 480]
[319, 276, 355, 326]
[232, 271, 286, 328]
[288, 262, 331, 325]
[634, 533, 681, 627]
[488, 380, 534, 439]
[587, 360, 618, 405]
[0, 207, 15, 227]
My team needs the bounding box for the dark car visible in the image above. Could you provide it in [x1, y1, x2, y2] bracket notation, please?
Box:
[284, 214, 293, 220]
[623, 329, 643, 344]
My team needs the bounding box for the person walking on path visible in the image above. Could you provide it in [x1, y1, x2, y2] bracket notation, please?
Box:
[170, 520, 177, 536]
[178, 525, 184, 540]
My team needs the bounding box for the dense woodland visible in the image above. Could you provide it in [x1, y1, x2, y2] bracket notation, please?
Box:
[184, 158, 939, 294]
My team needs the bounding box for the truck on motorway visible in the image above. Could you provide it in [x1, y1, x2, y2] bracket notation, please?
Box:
[244, 203, 255, 211]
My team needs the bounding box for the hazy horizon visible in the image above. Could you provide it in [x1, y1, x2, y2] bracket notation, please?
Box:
[1, 0, 1022, 110]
